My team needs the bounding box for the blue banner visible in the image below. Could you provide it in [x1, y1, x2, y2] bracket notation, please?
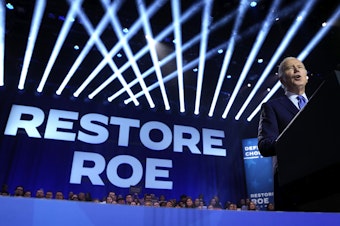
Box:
[242, 138, 274, 210]
[0, 87, 247, 205]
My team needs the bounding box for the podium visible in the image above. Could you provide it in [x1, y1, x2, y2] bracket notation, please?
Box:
[275, 70, 340, 212]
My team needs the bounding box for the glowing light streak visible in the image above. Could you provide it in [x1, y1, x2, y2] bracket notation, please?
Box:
[0, 0, 6, 86]
[124, 22, 263, 105]
[171, 0, 185, 112]
[247, 82, 281, 121]
[101, 0, 155, 108]
[137, 0, 170, 109]
[57, 0, 137, 105]
[247, 4, 340, 122]
[120, 9, 237, 104]
[18, 0, 46, 90]
[210, 0, 249, 118]
[75, 0, 167, 104]
[194, 0, 213, 115]
[298, 4, 340, 61]
[37, 0, 83, 93]
[104, 1, 204, 101]
[232, 0, 281, 120]
[228, 0, 317, 119]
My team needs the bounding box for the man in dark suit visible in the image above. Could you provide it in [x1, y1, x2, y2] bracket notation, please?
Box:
[257, 56, 309, 211]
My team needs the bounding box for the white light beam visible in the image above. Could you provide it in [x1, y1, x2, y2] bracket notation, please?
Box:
[226, 0, 317, 119]
[0, 0, 6, 86]
[171, 0, 185, 112]
[18, 0, 46, 90]
[37, 0, 83, 92]
[194, 0, 213, 115]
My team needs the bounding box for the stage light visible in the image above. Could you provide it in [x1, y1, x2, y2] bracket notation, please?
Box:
[234, 0, 316, 120]
[209, 0, 249, 118]
[246, 82, 281, 122]
[123, 7, 238, 106]
[250, 1, 257, 8]
[124, 7, 262, 108]
[298, 4, 340, 60]
[6, 3, 14, 10]
[57, 0, 139, 106]
[84, 0, 167, 105]
[171, 0, 185, 113]
[228, 0, 281, 120]
[37, 0, 83, 93]
[0, 1, 5, 86]
[194, 0, 213, 115]
[109, 1, 205, 104]
[103, 0, 155, 108]
[18, 0, 46, 90]
[137, 0, 169, 110]
[0, 0, 337, 123]
[246, 0, 338, 122]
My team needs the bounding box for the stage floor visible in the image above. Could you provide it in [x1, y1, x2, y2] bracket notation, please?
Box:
[0, 196, 339, 226]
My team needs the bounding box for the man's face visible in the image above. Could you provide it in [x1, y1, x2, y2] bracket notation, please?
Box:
[280, 58, 308, 91]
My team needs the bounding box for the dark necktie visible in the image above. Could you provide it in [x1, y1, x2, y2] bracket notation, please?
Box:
[297, 95, 306, 109]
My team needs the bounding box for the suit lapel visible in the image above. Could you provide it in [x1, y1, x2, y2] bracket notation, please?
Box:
[280, 96, 299, 115]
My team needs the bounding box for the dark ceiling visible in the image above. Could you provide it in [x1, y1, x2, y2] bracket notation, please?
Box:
[2, 0, 340, 121]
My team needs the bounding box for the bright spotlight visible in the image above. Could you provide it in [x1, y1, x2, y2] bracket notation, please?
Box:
[250, 1, 257, 7]
[6, 3, 14, 10]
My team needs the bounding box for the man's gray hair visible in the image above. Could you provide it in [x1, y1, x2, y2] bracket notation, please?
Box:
[278, 56, 297, 79]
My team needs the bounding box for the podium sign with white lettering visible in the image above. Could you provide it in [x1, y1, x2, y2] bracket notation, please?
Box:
[242, 138, 274, 210]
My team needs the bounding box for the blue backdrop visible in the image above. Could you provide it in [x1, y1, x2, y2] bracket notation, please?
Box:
[0, 86, 253, 205]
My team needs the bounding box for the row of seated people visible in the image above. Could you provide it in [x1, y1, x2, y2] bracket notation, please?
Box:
[0, 184, 275, 211]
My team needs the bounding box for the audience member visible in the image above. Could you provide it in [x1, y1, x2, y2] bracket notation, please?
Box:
[266, 203, 275, 211]
[78, 192, 86, 201]
[35, 189, 45, 198]
[227, 203, 238, 210]
[13, 186, 24, 197]
[165, 200, 174, 208]
[125, 194, 133, 205]
[142, 193, 152, 205]
[68, 191, 74, 200]
[45, 191, 53, 199]
[248, 201, 258, 211]
[185, 197, 195, 208]
[55, 191, 64, 200]
[1, 184, 10, 196]
[117, 197, 125, 205]
[85, 192, 93, 202]
[70, 194, 79, 201]
[105, 196, 114, 204]
[0, 185, 279, 212]
[24, 190, 32, 198]
[144, 200, 153, 206]
[208, 197, 223, 209]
